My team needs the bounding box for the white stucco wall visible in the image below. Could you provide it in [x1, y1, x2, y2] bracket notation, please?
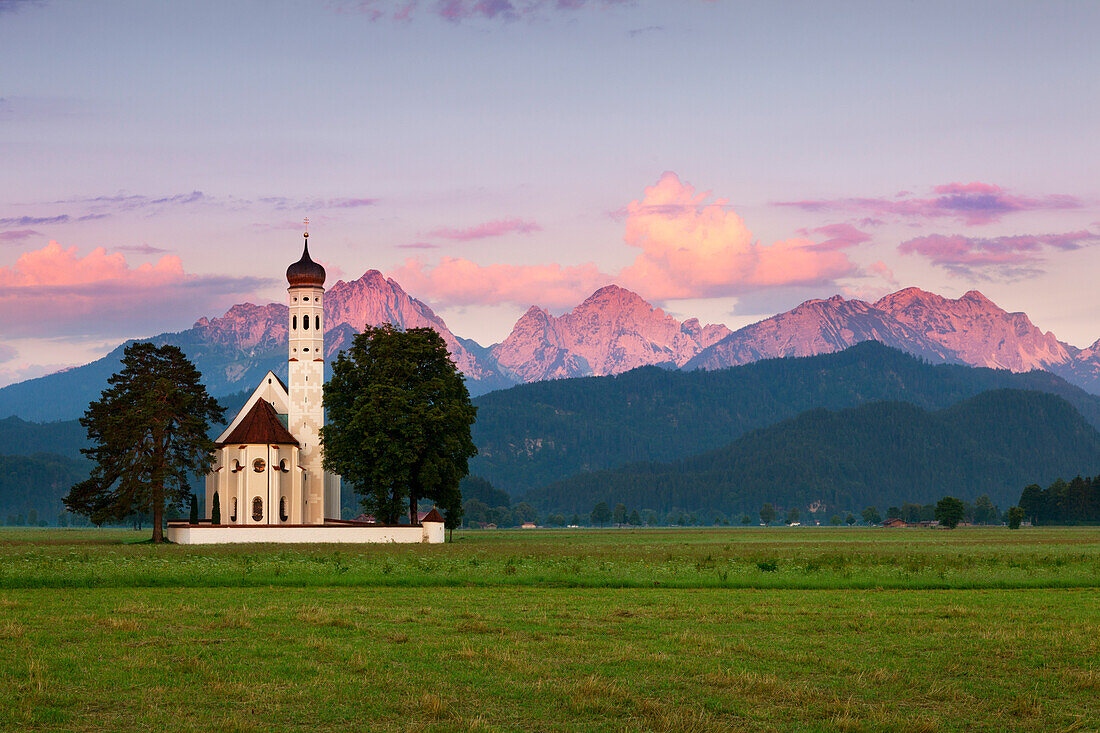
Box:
[167, 522, 445, 544]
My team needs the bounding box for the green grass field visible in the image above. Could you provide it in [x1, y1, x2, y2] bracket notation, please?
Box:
[0, 527, 1097, 731]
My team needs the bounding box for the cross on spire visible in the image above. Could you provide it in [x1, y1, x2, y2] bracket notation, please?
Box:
[303, 217, 310, 239]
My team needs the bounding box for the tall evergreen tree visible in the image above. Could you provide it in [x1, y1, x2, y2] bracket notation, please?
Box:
[591, 501, 610, 528]
[322, 325, 477, 525]
[64, 343, 224, 543]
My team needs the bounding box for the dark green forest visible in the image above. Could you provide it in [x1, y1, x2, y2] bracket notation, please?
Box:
[1019, 475, 1100, 524]
[0, 453, 90, 524]
[470, 342, 1100, 492]
[523, 390, 1100, 516]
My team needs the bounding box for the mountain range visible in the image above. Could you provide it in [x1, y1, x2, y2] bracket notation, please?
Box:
[3, 268, 1100, 422]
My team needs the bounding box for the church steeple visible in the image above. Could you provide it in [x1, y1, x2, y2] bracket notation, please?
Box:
[286, 223, 330, 523]
[286, 229, 326, 288]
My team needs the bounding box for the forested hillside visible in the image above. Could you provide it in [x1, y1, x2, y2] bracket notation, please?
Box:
[0, 453, 90, 524]
[0, 389, 252, 463]
[523, 390, 1100, 516]
[471, 342, 1100, 492]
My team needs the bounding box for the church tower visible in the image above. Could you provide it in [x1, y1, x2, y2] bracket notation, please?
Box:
[286, 227, 329, 523]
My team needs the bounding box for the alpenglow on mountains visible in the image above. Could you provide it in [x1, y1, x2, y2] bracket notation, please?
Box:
[3, 270, 1100, 421]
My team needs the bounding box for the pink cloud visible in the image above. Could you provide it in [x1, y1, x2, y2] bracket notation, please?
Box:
[898, 230, 1100, 278]
[617, 172, 859, 299]
[392, 173, 862, 308]
[774, 182, 1082, 226]
[395, 242, 440, 249]
[869, 260, 898, 285]
[427, 218, 541, 241]
[389, 256, 609, 309]
[799, 223, 872, 251]
[0, 241, 268, 338]
[0, 229, 39, 242]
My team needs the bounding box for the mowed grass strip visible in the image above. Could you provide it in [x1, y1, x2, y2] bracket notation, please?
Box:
[0, 527, 1097, 590]
[0, 586, 1096, 732]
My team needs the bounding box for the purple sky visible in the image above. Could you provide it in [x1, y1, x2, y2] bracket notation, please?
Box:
[2, 0, 1099, 386]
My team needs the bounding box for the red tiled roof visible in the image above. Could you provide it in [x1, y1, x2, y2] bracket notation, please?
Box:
[219, 399, 299, 447]
[422, 508, 445, 523]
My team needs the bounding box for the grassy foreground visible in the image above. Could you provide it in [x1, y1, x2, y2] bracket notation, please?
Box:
[0, 528, 1097, 731]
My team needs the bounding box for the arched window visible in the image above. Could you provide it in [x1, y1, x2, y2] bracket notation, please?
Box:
[314, 315, 320, 330]
[303, 316, 309, 330]
[252, 497, 263, 521]
[292, 315, 297, 330]
[230, 497, 237, 522]
[278, 459, 288, 473]
[280, 497, 288, 522]
[231, 459, 242, 473]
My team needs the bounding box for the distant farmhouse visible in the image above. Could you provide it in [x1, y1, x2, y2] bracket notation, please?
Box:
[167, 232, 443, 544]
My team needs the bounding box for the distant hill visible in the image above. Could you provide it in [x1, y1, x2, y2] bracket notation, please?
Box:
[0, 416, 88, 461]
[0, 452, 90, 523]
[523, 389, 1100, 515]
[470, 341, 1100, 492]
[0, 389, 252, 464]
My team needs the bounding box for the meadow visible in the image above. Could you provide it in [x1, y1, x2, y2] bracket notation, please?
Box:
[0, 527, 1097, 731]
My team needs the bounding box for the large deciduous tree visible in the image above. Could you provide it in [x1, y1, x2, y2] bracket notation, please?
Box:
[322, 325, 477, 526]
[64, 343, 224, 543]
[934, 496, 966, 529]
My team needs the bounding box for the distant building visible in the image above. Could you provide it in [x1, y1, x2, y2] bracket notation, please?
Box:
[882, 518, 907, 528]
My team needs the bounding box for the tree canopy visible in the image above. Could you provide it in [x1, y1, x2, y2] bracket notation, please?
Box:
[64, 343, 224, 542]
[935, 496, 966, 529]
[322, 325, 477, 526]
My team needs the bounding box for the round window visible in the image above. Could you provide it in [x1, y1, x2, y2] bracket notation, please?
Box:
[252, 458, 266, 472]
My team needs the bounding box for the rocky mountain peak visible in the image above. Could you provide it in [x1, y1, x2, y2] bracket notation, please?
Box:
[491, 285, 730, 382]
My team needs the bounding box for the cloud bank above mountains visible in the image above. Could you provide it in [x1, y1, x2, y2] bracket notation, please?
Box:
[0, 241, 268, 338]
[391, 172, 867, 309]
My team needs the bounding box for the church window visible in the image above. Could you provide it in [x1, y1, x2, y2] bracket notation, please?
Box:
[303, 348, 309, 352]
[292, 315, 297, 330]
[303, 296, 309, 301]
[230, 497, 238, 522]
[278, 459, 288, 472]
[280, 497, 288, 522]
[314, 315, 320, 330]
[303, 317, 310, 330]
[231, 460, 242, 472]
[253, 458, 266, 472]
[252, 497, 263, 521]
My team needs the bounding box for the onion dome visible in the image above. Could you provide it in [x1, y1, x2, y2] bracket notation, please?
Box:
[286, 235, 326, 288]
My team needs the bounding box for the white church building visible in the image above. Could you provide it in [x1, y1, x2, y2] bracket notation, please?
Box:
[167, 232, 444, 544]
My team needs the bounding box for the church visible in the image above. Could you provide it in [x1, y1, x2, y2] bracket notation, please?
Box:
[167, 231, 444, 544]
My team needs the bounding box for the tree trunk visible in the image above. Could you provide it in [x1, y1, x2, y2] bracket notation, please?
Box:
[409, 492, 418, 526]
[151, 484, 164, 543]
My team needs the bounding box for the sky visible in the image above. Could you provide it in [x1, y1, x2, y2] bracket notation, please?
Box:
[2, 0, 1099, 387]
